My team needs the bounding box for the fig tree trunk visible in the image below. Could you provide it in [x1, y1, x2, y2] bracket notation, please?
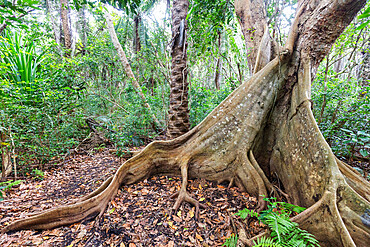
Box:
[2, 1, 369, 246]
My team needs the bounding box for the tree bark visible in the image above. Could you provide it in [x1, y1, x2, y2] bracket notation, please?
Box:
[60, 0, 72, 56]
[103, 8, 160, 128]
[0, 23, 7, 35]
[360, 42, 370, 88]
[0, 131, 11, 178]
[235, 0, 272, 74]
[3, 1, 369, 247]
[45, 0, 62, 55]
[166, 0, 190, 139]
[133, 14, 141, 54]
[78, 4, 88, 53]
[214, 31, 222, 90]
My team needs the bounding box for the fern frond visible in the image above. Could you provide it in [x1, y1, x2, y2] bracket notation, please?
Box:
[235, 208, 259, 219]
[253, 236, 282, 247]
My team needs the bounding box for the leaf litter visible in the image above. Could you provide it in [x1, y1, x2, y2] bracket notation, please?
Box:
[0, 149, 264, 246]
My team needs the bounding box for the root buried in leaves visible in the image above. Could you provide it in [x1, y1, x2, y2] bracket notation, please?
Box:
[0, 152, 265, 246]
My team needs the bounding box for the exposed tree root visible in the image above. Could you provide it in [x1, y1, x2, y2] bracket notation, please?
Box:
[169, 162, 206, 220]
[236, 153, 268, 212]
[337, 157, 370, 201]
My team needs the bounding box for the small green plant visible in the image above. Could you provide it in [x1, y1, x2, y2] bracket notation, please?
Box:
[340, 129, 370, 158]
[222, 233, 238, 247]
[234, 197, 320, 247]
[31, 168, 44, 180]
[0, 180, 24, 201]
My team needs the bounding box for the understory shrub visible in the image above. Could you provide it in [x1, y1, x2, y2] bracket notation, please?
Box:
[312, 69, 370, 159]
[189, 81, 233, 127]
[0, 31, 87, 171]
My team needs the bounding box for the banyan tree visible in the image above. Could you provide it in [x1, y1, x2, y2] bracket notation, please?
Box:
[2, 0, 370, 246]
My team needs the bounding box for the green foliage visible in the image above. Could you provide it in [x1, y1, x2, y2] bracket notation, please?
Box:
[0, 31, 87, 170]
[189, 0, 234, 48]
[31, 168, 44, 180]
[357, 3, 370, 30]
[312, 64, 370, 159]
[84, 83, 167, 153]
[0, 0, 40, 30]
[253, 236, 282, 247]
[222, 233, 238, 247]
[189, 82, 233, 127]
[0, 30, 45, 83]
[340, 129, 370, 158]
[0, 180, 24, 201]
[234, 197, 319, 247]
[312, 12, 370, 159]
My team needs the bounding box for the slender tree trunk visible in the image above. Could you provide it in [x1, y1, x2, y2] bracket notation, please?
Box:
[3, 2, 369, 247]
[78, 4, 88, 54]
[360, 42, 370, 88]
[45, 0, 61, 53]
[0, 132, 11, 178]
[214, 31, 222, 90]
[166, 0, 190, 139]
[60, 0, 72, 55]
[133, 14, 141, 54]
[103, 8, 160, 128]
[0, 24, 7, 35]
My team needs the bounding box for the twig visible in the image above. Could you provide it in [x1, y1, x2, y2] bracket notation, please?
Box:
[90, 92, 128, 113]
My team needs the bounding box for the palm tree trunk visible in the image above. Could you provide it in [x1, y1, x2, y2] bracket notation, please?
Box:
[166, 0, 190, 139]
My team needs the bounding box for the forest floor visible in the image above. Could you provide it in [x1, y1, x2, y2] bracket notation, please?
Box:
[0, 149, 264, 247]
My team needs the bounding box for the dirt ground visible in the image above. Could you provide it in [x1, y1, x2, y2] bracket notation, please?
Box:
[0, 149, 264, 247]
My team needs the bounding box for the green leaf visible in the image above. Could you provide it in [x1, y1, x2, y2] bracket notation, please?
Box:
[359, 149, 369, 157]
[359, 6, 370, 19]
[356, 20, 370, 30]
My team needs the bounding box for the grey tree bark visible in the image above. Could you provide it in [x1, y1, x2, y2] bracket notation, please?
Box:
[77, 4, 88, 53]
[60, 0, 72, 56]
[214, 31, 222, 90]
[235, 0, 272, 74]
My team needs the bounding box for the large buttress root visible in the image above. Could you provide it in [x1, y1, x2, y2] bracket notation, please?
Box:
[235, 152, 268, 211]
[258, 57, 370, 246]
[2, 175, 117, 231]
[2, 53, 289, 233]
[336, 157, 370, 201]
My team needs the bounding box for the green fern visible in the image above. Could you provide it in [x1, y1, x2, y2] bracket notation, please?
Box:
[222, 234, 238, 247]
[232, 197, 320, 247]
[235, 208, 259, 219]
[253, 236, 282, 247]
